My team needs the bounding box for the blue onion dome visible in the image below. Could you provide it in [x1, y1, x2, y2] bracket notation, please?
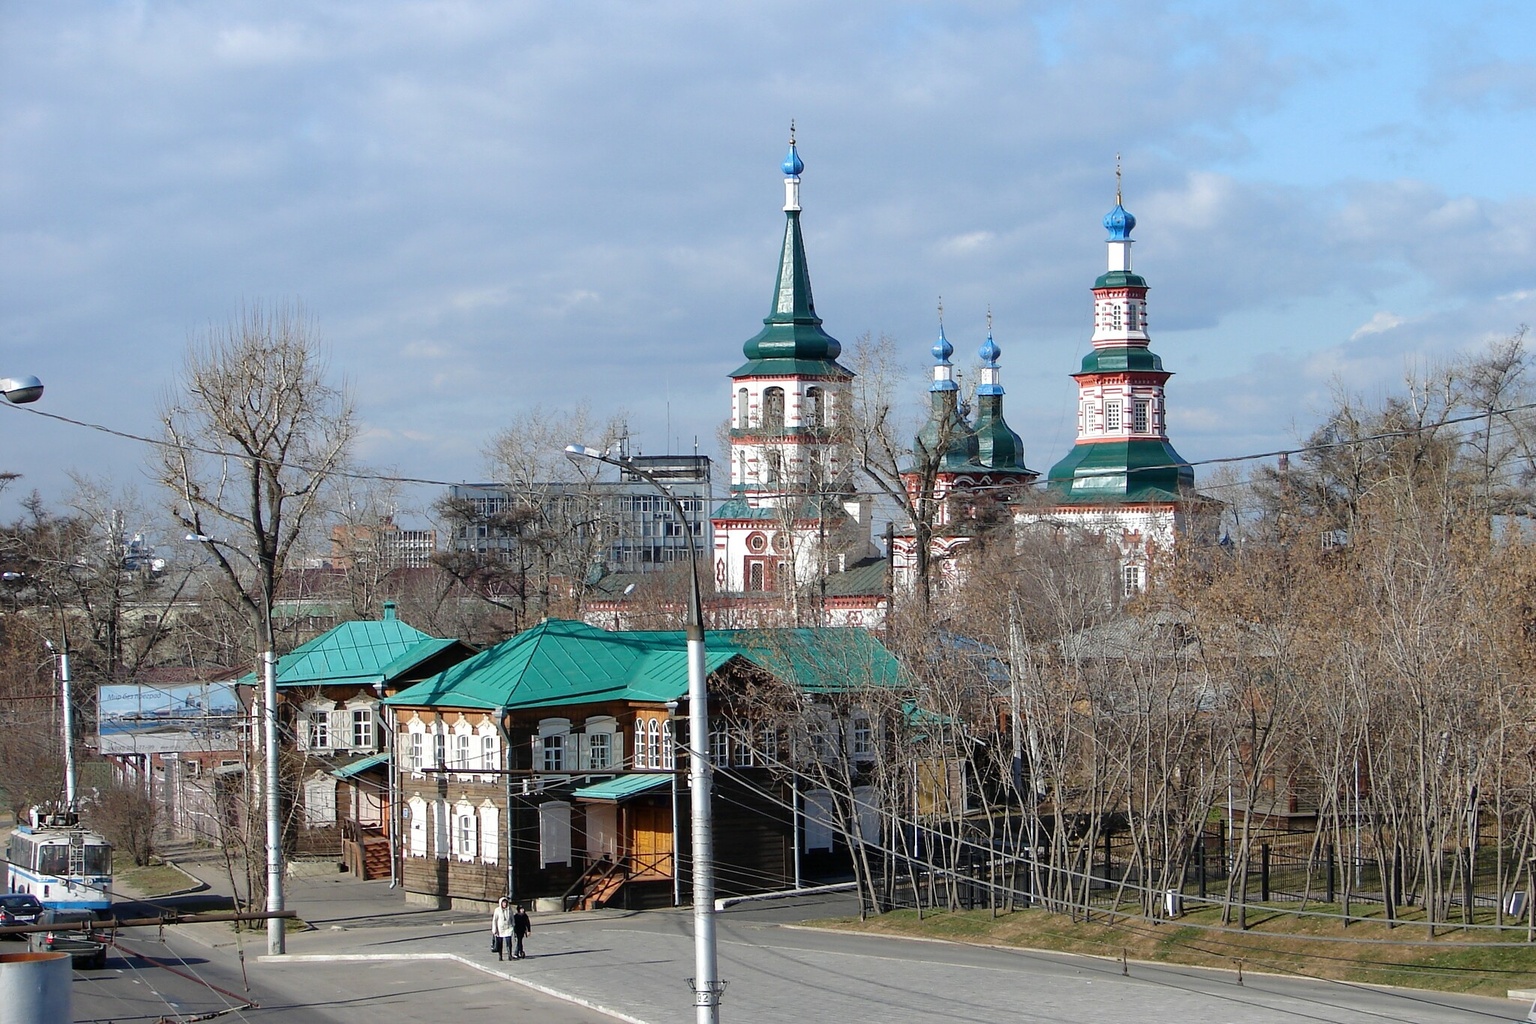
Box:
[979, 333, 1000, 365]
[932, 324, 954, 363]
[1104, 200, 1136, 240]
[782, 140, 804, 177]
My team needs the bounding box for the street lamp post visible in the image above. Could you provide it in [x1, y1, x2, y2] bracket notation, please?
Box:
[186, 533, 285, 956]
[564, 444, 722, 1022]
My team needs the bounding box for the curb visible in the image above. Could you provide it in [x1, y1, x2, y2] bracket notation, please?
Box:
[143, 860, 212, 899]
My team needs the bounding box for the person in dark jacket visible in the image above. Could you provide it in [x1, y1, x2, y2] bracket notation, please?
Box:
[511, 904, 532, 959]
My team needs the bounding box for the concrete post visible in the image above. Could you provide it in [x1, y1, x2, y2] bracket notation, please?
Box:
[0, 952, 71, 1024]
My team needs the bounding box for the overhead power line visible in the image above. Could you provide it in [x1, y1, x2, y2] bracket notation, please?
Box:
[10, 395, 1536, 502]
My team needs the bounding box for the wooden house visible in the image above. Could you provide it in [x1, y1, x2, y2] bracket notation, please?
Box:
[383, 618, 903, 910]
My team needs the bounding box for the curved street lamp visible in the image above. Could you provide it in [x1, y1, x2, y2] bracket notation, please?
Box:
[0, 374, 44, 405]
[564, 444, 723, 1022]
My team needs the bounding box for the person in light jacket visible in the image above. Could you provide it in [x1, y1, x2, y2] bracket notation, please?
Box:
[491, 896, 516, 960]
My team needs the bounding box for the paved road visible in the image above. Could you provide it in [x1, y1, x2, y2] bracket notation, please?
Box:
[93, 856, 1527, 1024]
[70, 926, 621, 1023]
[275, 899, 1521, 1024]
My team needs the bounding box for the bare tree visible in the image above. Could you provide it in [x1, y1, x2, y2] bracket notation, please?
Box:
[157, 302, 357, 650]
[436, 404, 626, 632]
[155, 302, 357, 910]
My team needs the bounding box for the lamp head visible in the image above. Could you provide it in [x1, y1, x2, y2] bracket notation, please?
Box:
[0, 375, 43, 405]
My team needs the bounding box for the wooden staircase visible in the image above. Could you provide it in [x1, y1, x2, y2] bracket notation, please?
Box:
[361, 835, 392, 880]
[342, 820, 394, 880]
[564, 857, 629, 911]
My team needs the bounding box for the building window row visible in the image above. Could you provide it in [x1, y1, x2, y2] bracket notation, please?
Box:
[1080, 396, 1161, 435]
[299, 701, 379, 754]
[733, 386, 831, 431]
[404, 796, 500, 864]
[402, 718, 501, 776]
[535, 716, 623, 773]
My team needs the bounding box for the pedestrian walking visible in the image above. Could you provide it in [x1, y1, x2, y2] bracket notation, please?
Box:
[512, 903, 532, 959]
[491, 896, 516, 961]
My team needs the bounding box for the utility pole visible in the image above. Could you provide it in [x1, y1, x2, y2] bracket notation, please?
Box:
[566, 444, 722, 1021]
[45, 636, 76, 812]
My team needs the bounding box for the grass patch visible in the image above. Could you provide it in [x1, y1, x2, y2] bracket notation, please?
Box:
[808, 903, 1536, 999]
[119, 864, 195, 897]
[231, 916, 308, 934]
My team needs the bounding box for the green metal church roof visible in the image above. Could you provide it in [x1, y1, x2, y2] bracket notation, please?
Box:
[1046, 438, 1195, 503]
[730, 164, 848, 379]
[1077, 346, 1167, 374]
[1093, 270, 1148, 289]
[385, 618, 903, 713]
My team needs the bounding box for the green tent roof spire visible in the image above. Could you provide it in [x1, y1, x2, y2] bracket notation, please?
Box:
[734, 131, 845, 375]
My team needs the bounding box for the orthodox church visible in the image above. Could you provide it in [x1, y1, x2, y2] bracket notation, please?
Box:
[707, 134, 885, 627]
[593, 136, 1201, 629]
[887, 317, 1038, 592]
[1023, 173, 1205, 597]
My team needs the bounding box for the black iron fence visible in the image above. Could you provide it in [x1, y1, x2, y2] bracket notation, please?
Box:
[864, 823, 1528, 928]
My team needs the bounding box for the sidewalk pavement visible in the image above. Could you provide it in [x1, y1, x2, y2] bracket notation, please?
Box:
[115, 851, 1521, 1024]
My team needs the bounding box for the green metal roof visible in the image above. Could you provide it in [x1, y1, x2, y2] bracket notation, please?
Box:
[385, 618, 903, 713]
[729, 357, 853, 379]
[1076, 346, 1167, 374]
[736, 209, 844, 370]
[711, 494, 852, 521]
[1046, 438, 1195, 503]
[331, 752, 391, 780]
[242, 612, 456, 690]
[818, 555, 890, 598]
[1093, 270, 1148, 289]
[573, 773, 671, 801]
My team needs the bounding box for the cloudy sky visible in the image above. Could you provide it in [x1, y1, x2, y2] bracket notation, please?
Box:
[3, 1, 1534, 533]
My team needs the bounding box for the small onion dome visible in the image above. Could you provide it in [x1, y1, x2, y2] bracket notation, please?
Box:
[979, 333, 1000, 366]
[932, 325, 954, 364]
[1103, 200, 1136, 241]
[782, 141, 804, 177]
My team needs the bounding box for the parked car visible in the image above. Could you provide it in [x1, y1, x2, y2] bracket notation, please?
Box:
[0, 893, 45, 936]
[26, 909, 109, 969]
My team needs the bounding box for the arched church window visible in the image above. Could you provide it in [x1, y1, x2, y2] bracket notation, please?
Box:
[736, 388, 749, 429]
[765, 450, 783, 485]
[763, 388, 785, 430]
[737, 450, 747, 486]
[803, 388, 822, 429]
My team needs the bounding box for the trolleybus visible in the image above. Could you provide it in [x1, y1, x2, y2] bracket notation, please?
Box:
[3, 810, 113, 912]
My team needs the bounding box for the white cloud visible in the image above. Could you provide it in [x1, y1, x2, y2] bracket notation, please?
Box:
[936, 231, 995, 257]
[1350, 311, 1406, 340]
[213, 22, 319, 66]
[0, 1, 1532, 521]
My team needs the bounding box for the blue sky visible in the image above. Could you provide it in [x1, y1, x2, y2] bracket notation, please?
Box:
[2, 1, 1533, 533]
